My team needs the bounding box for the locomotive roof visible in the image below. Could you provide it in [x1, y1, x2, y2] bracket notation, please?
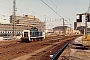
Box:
[30, 27, 38, 31]
[30, 27, 37, 29]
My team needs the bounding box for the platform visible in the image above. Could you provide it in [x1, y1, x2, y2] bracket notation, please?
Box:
[58, 36, 90, 60]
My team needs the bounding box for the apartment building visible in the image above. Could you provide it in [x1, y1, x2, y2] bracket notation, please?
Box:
[10, 15, 45, 32]
[0, 14, 45, 36]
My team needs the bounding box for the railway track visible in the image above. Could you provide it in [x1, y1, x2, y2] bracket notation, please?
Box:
[0, 35, 80, 60]
[32, 36, 78, 60]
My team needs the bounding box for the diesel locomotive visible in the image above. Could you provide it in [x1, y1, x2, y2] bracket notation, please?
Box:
[21, 27, 44, 42]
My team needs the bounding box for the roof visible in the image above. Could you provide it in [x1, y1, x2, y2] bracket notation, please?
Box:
[53, 26, 69, 31]
[53, 26, 69, 30]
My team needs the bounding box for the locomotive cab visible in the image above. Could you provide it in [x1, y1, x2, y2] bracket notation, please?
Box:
[21, 30, 31, 42]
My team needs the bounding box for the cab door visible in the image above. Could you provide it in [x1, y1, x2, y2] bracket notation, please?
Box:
[24, 32, 28, 37]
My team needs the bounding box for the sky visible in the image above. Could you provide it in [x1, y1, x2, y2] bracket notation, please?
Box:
[0, 0, 90, 29]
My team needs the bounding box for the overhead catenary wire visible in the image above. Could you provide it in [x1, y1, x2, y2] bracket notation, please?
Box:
[0, 0, 12, 12]
[0, 0, 68, 29]
[50, 0, 74, 29]
[50, 0, 72, 25]
[0, 0, 13, 6]
[0, 0, 61, 22]
[0, 0, 37, 16]
[41, 0, 66, 24]
[50, 0, 67, 18]
[41, 0, 63, 19]
[41, 0, 66, 35]
[0, 1, 13, 20]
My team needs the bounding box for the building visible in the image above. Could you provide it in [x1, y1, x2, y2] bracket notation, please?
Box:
[76, 26, 85, 34]
[0, 14, 45, 36]
[53, 26, 73, 35]
[0, 23, 30, 36]
[73, 30, 81, 35]
[74, 22, 82, 30]
[10, 15, 45, 32]
[74, 22, 77, 30]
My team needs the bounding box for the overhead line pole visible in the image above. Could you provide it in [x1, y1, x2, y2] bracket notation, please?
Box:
[13, 0, 16, 37]
[85, 13, 87, 38]
[63, 18, 65, 35]
[84, 4, 90, 38]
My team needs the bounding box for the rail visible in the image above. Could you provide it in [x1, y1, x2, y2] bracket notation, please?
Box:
[50, 42, 69, 60]
[34, 43, 59, 60]
[34, 42, 69, 60]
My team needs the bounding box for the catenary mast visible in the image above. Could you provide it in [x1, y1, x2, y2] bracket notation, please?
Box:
[13, 0, 16, 36]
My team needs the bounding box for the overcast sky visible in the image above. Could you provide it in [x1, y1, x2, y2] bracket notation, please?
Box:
[0, 0, 90, 29]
